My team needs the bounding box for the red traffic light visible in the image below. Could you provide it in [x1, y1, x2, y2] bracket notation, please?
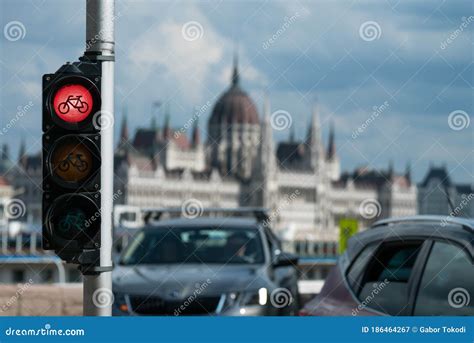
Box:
[44, 74, 100, 131]
[53, 84, 94, 123]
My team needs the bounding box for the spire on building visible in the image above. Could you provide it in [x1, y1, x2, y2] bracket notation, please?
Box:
[18, 138, 27, 168]
[289, 125, 295, 142]
[258, 94, 275, 177]
[326, 121, 336, 161]
[308, 104, 323, 170]
[388, 159, 394, 178]
[18, 138, 26, 160]
[405, 161, 411, 184]
[1, 144, 9, 161]
[151, 101, 161, 130]
[120, 105, 129, 143]
[163, 104, 171, 140]
[231, 51, 240, 86]
[192, 117, 200, 147]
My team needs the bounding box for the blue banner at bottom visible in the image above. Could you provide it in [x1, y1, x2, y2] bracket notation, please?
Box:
[0, 317, 472, 343]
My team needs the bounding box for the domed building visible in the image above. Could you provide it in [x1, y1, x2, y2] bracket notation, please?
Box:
[207, 56, 261, 179]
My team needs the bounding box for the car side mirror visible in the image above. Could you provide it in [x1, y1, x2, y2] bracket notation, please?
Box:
[273, 252, 298, 268]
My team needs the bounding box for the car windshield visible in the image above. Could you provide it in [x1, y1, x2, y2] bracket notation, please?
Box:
[120, 226, 265, 265]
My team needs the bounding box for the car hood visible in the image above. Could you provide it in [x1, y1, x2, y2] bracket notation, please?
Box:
[113, 264, 270, 299]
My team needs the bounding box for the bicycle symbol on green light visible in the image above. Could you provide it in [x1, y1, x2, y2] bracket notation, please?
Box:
[58, 209, 87, 234]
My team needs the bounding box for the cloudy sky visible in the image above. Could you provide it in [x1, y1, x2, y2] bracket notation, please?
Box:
[1, 0, 472, 183]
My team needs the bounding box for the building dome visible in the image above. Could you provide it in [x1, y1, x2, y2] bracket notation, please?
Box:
[209, 59, 259, 126]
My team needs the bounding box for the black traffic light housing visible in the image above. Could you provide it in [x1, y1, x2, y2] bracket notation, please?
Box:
[42, 58, 104, 271]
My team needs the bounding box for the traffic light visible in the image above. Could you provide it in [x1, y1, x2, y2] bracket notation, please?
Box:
[42, 59, 103, 268]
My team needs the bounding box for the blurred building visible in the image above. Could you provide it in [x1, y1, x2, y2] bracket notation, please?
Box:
[112, 59, 416, 242]
[418, 165, 473, 217]
[0, 176, 14, 228]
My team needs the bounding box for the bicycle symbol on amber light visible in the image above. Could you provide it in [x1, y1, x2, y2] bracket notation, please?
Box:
[58, 153, 89, 172]
[58, 95, 89, 114]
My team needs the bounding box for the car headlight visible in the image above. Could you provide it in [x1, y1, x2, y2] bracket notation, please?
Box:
[239, 288, 268, 306]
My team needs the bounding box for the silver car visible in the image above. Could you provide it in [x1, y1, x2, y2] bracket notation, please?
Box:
[113, 215, 299, 316]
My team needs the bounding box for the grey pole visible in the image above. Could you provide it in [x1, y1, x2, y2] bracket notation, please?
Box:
[83, 0, 115, 316]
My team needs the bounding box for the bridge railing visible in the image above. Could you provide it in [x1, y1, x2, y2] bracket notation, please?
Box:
[0, 231, 43, 255]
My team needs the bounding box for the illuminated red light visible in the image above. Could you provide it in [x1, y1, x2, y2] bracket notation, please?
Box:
[53, 84, 94, 123]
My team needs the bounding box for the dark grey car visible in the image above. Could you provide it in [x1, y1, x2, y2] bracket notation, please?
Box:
[113, 216, 299, 316]
[301, 215, 474, 316]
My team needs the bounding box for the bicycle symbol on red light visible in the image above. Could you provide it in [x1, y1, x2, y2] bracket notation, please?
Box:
[58, 95, 89, 114]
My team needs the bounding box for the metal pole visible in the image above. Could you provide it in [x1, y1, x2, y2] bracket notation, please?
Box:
[83, 0, 115, 316]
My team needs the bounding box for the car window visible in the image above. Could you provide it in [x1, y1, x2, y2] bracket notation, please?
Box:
[347, 243, 378, 292]
[120, 226, 265, 265]
[414, 242, 474, 316]
[357, 241, 423, 315]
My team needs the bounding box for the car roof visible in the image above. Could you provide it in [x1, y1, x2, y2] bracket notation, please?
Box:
[345, 215, 474, 260]
[143, 216, 261, 230]
[372, 215, 474, 231]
